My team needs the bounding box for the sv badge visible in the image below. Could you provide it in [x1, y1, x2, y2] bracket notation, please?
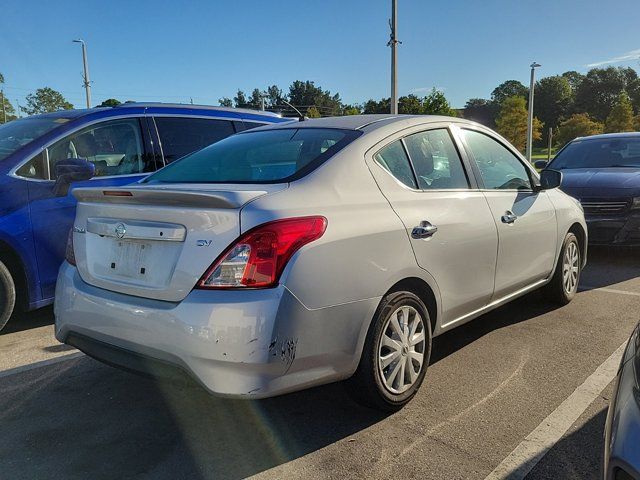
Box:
[196, 240, 213, 247]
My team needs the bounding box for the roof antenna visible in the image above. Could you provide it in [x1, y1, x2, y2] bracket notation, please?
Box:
[280, 98, 306, 121]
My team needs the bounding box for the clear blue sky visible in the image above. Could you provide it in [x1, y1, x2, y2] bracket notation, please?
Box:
[2, 0, 639, 110]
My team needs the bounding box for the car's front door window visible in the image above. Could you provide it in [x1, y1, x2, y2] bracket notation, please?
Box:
[48, 118, 149, 178]
[460, 129, 532, 190]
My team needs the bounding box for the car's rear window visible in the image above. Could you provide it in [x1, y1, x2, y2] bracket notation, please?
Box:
[551, 137, 640, 169]
[144, 128, 359, 184]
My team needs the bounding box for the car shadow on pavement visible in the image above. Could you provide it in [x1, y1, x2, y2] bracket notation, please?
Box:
[525, 407, 607, 480]
[580, 246, 640, 290]
[0, 358, 388, 480]
[1, 306, 54, 335]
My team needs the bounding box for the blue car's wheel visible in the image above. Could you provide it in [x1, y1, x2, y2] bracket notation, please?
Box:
[0, 260, 16, 332]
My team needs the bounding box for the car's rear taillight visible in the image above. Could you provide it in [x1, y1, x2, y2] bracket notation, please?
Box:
[197, 216, 327, 289]
[65, 229, 76, 266]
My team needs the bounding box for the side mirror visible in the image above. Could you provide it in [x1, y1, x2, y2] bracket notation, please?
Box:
[538, 169, 562, 190]
[53, 158, 95, 197]
[533, 160, 548, 170]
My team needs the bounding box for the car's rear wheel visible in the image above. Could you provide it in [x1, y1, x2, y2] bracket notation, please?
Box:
[347, 291, 432, 411]
[0, 260, 16, 332]
[545, 232, 581, 305]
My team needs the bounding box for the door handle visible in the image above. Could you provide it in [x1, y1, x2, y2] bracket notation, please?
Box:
[501, 211, 518, 224]
[411, 221, 438, 239]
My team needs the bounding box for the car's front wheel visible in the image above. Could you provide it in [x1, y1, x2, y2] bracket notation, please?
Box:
[545, 232, 581, 305]
[0, 260, 16, 332]
[347, 291, 432, 411]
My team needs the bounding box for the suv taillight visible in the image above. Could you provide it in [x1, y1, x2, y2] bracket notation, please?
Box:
[197, 216, 327, 289]
[65, 229, 76, 266]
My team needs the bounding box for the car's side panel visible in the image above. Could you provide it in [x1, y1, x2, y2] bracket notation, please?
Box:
[482, 191, 557, 298]
[0, 176, 41, 307]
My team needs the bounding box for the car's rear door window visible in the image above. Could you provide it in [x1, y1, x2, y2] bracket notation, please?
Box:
[403, 129, 469, 189]
[154, 117, 235, 163]
[373, 140, 418, 189]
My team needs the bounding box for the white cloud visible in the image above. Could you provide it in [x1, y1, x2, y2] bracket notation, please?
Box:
[586, 48, 640, 67]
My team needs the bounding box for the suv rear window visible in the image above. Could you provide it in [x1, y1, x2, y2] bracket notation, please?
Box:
[144, 128, 359, 184]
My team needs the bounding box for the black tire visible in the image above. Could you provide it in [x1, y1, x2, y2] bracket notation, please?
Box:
[346, 291, 432, 412]
[544, 232, 581, 305]
[0, 260, 16, 332]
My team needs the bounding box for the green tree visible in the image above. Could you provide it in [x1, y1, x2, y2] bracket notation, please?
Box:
[633, 115, 640, 131]
[97, 98, 121, 107]
[561, 71, 585, 95]
[575, 67, 638, 121]
[491, 80, 528, 105]
[363, 98, 390, 114]
[423, 88, 457, 116]
[605, 91, 635, 133]
[534, 76, 573, 143]
[495, 96, 542, 152]
[342, 104, 362, 115]
[306, 106, 321, 118]
[218, 97, 233, 107]
[555, 113, 603, 147]
[0, 96, 17, 123]
[245, 88, 265, 110]
[233, 90, 248, 108]
[398, 94, 423, 114]
[21, 87, 73, 115]
[264, 85, 285, 109]
[288, 80, 342, 117]
[463, 98, 497, 126]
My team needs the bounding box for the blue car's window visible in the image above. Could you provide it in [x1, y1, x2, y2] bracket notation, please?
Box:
[551, 138, 640, 169]
[154, 117, 235, 164]
[0, 117, 68, 161]
[144, 128, 354, 184]
[48, 119, 148, 178]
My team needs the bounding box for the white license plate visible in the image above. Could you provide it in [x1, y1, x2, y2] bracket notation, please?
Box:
[109, 240, 151, 279]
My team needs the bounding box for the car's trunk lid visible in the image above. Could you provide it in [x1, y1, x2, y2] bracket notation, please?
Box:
[71, 183, 286, 302]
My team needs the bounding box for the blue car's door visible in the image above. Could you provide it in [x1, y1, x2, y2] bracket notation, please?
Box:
[27, 117, 158, 300]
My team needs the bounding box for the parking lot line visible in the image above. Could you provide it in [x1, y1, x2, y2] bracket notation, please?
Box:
[483, 341, 626, 480]
[0, 352, 84, 379]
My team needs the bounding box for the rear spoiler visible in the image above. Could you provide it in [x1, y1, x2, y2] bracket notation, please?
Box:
[72, 186, 269, 209]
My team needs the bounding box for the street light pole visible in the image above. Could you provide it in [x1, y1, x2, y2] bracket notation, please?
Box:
[389, 0, 399, 114]
[526, 62, 541, 162]
[73, 39, 92, 108]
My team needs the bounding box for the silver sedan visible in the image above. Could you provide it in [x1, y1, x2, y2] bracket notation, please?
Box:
[54, 115, 587, 410]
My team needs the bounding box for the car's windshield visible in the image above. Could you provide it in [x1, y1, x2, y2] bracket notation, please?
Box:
[144, 128, 356, 184]
[551, 137, 640, 169]
[0, 116, 69, 161]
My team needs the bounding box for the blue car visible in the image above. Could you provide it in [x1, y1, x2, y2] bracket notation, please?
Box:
[0, 103, 289, 330]
[536, 133, 640, 245]
[604, 322, 640, 480]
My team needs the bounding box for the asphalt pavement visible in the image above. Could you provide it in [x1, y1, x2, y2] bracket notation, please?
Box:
[0, 247, 638, 480]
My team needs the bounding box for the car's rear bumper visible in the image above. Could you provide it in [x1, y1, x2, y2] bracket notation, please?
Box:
[586, 213, 640, 245]
[54, 262, 378, 398]
[604, 326, 640, 480]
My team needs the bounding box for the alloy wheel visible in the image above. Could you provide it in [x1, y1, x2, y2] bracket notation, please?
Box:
[562, 241, 580, 294]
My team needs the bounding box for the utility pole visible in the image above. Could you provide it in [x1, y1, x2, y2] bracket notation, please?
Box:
[547, 127, 553, 162]
[73, 39, 92, 108]
[526, 62, 541, 162]
[0, 90, 5, 123]
[388, 0, 399, 114]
